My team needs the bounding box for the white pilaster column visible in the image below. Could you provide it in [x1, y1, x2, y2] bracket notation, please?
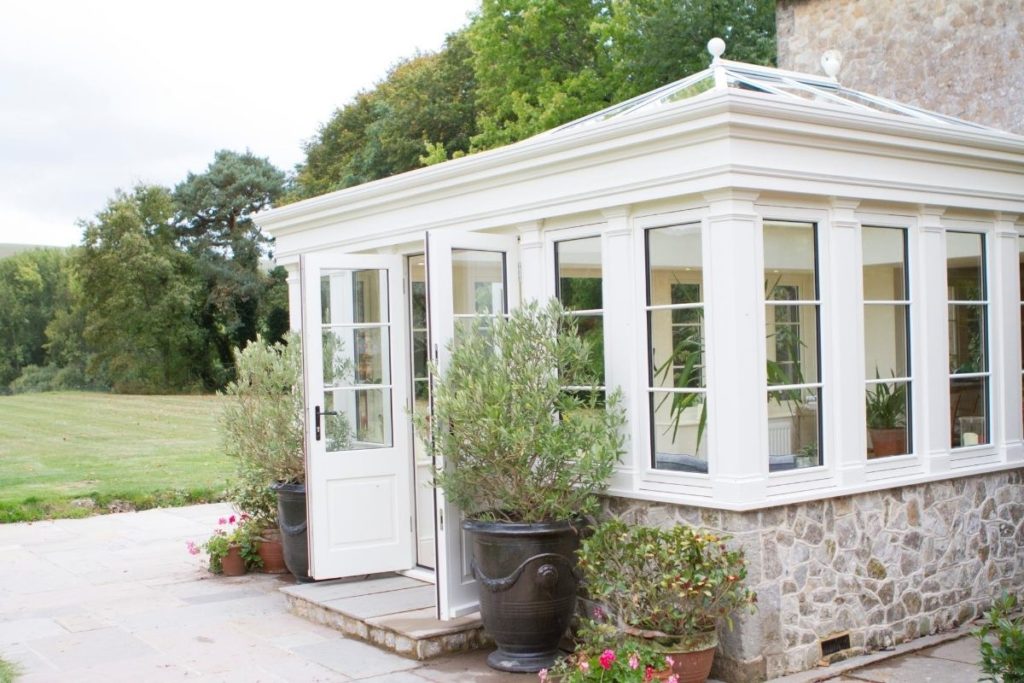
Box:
[703, 190, 766, 504]
[285, 261, 302, 332]
[829, 199, 865, 487]
[601, 206, 638, 492]
[917, 206, 951, 473]
[993, 213, 1023, 461]
[517, 221, 544, 304]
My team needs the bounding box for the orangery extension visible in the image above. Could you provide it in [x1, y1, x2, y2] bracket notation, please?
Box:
[255, 41, 1024, 680]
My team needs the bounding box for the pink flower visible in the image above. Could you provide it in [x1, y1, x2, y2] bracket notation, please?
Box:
[592, 605, 605, 620]
[578, 660, 590, 673]
[537, 669, 548, 682]
[628, 653, 640, 670]
[667, 676, 679, 683]
[644, 666, 655, 682]
[664, 655, 675, 667]
[185, 541, 199, 556]
[599, 649, 615, 670]
[228, 514, 236, 524]
[218, 517, 227, 525]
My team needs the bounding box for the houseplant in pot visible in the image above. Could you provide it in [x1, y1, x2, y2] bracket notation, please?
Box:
[574, 519, 757, 683]
[222, 333, 311, 581]
[417, 299, 626, 673]
[866, 371, 907, 457]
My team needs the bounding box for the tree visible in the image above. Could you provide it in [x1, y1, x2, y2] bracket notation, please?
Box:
[77, 185, 207, 393]
[173, 150, 289, 387]
[0, 248, 71, 389]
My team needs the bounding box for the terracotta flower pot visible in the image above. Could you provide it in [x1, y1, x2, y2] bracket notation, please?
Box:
[257, 529, 289, 574]
[869, 428, 906, 457]
[657, 645, 716, 683]
[221, 544, 246, 576]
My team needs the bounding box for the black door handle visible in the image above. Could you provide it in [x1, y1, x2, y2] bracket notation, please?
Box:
[315, 405, 338, 441]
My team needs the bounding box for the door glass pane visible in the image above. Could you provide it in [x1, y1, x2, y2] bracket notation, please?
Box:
[323, 327, 390, 387]
[324, 388, 393, 451]
[864, 304, 910, 379]
[452, 250, 505, 315]
[321, 269, 387, 324]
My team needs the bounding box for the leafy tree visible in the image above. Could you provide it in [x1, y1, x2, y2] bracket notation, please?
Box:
[0, 248, 71, 389]
[77, 185, 207, 393]
[291, 30, 478, 197]
[173, 150, 288, 387]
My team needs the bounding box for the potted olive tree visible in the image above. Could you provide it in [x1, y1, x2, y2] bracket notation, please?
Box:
[222, 333, 310, 581]
[417, 299, 626, 673]
[574, 519, 757, 683]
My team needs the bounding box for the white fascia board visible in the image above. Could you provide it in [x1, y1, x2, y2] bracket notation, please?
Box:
[257, 89, 1024, 257]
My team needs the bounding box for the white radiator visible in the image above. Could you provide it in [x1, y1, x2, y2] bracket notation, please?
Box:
[768, 419, 792, 456]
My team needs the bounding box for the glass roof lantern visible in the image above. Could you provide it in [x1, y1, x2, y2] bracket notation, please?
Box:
[550, 37, 993, 135]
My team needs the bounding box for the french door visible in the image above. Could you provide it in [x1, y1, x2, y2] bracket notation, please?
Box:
[425, 230, 520, 618]
[300, 253, 414, 579]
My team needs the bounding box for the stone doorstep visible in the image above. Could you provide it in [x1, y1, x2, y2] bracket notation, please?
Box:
[281, 577, 490, 661]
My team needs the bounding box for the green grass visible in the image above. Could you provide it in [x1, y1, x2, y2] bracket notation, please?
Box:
[0, 655, 20, 682]
[0, 392, 233, 523]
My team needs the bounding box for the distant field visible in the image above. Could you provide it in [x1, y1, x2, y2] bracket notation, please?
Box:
[0, 392, 233, 522]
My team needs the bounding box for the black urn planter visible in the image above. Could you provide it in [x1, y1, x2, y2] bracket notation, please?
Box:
[271, 482, 313, 583]
[464, 519, 581, 673]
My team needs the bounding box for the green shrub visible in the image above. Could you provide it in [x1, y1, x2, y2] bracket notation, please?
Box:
[975, 592, 1024, 683]
[416, 299, 625, 523]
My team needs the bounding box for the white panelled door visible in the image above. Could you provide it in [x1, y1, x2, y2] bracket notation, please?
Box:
[300, 253, 414, 579]
[425, 230, 520, 619]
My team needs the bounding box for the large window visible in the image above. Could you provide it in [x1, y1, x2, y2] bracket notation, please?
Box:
[646, 224, 707, 473]
[947, 231, 989, 448]
[862, 227, 912, 458]
[764, 221, 822, 470]
[555, 236, 604, 389]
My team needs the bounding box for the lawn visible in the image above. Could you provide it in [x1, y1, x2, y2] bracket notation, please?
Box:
[0, 392, 233, 522]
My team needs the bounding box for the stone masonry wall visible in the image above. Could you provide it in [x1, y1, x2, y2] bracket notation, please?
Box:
[605, 469, 1024, 681]
[776, 0, 1024, 135]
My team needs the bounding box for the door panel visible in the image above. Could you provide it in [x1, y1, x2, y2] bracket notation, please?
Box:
[301, 253, 414, 579]
[426, 230, 520, 619]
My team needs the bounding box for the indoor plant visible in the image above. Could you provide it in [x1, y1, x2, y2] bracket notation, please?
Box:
[417, 299, 626, 672]
[221, 333, 310, 581]
[865, 371, 907, 457]
[576, 519, 757, 683]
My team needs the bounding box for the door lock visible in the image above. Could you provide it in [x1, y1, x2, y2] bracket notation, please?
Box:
[314, 405, 338, 442]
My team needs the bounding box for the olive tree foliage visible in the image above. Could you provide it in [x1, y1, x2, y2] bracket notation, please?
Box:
[221, 334, 305, 517]
[76, 185, 207, 393]
[416, 299, 626, 523]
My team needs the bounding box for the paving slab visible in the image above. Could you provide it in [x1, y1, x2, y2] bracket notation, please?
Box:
[291, 637, 421, 678]
[916, 636, 980, 665]
[325, 585, 437, 620]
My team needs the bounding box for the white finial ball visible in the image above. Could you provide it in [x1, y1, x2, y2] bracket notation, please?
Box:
[707, 37, 726, 60]
[821, 49, 842, 79]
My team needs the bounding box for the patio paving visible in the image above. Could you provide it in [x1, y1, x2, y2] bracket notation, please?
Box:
[0, 503, 520, 682]
[0, 502, 988, 682]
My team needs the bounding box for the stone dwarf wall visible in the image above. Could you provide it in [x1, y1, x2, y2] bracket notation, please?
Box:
[775, 0, 1024, 136]
[605, 469, 1024, 681]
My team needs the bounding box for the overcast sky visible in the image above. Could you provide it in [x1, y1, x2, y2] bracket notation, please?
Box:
[0, 0, 479, 247]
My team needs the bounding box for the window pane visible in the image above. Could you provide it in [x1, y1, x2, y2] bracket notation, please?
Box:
[951, 377, 988, 447]
[946, 232, 984, 300]
[323, 327, 390, 387]
[767, 387, 821, 469]
[452, 250, 505, 315]
[557, 236, 602, 310]
[866, 381, 911, 458]
[864, 304, 910, 379]
[862, 227, 907, 301]
[650, 391, 707, 472]
[323, 387, 393, 451]
[647, 225, 702, 305]
[650, 309, 704, 389]
[764, 222, 817, 296]
[321, 269, 387, 325]
[948, 303, 987, 373]
[647, 223, 705, 472]
[766, 304, 819, 385]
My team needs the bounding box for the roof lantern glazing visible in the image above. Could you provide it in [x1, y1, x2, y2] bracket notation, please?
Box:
[549, 38, 992, 135]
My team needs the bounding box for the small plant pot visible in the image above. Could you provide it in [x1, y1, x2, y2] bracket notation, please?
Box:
[869, 428, 906, 457]
[221, 544, 246, 576]
[257, 529, 289, 574]
[657, 645, 716, 683]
